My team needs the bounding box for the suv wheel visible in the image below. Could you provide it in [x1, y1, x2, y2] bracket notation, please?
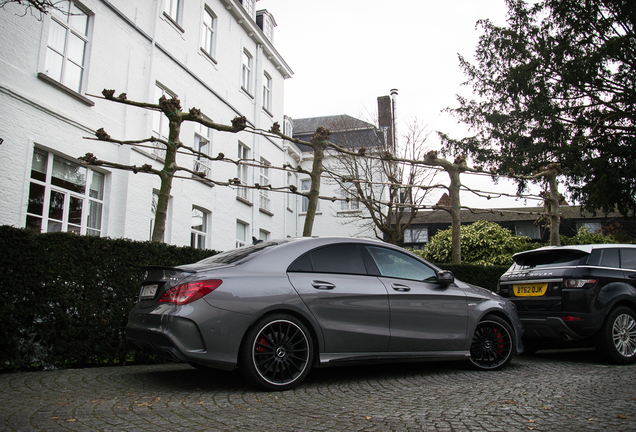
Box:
[597, 306, 636, 365]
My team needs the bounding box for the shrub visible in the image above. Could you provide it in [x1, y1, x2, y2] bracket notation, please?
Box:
[416, 220, 535, 266]
[0, 226, 218, 371]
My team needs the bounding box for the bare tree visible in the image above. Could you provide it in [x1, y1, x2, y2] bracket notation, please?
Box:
[323, 116, 437, 244]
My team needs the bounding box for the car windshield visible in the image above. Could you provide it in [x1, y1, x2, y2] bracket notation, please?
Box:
[197, 241, 282, 265]
[513, 249, 588, 269]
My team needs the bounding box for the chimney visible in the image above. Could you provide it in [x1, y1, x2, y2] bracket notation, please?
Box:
[377, 89, 398, 150]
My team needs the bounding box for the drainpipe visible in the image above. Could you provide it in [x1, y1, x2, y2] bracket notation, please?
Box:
[390, 88, 398, 152]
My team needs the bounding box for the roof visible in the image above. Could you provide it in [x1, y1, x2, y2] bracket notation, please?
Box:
[411, 206, 626, 225]
[292, 115, 382, 152]
[293, 115, 376, 135]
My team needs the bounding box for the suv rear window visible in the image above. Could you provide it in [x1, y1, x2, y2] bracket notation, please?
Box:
[513, 249, 587, 269]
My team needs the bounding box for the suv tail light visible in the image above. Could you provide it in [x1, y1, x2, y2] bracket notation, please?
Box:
[564, 279, 597, 288]
[159, 280, 222, 305]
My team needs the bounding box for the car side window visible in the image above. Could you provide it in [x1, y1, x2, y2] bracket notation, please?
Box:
[586, 248, 620, 268]
[621, 248, 636, 270]
[287, 244, 367, 275]
[366, 246, 437, 282]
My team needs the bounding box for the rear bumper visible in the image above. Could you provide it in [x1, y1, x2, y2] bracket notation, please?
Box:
[520, 313, 605, 341]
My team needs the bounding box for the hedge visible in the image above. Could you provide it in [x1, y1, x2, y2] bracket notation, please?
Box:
[0, 226, 218, 371]
[436, 264, 509, 292]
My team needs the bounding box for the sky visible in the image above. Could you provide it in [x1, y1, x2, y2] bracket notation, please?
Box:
[257, 0, 544, 209]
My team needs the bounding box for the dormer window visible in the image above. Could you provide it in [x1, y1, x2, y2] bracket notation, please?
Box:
[241, 0, 254, 19]
[256, 10, 276, 42]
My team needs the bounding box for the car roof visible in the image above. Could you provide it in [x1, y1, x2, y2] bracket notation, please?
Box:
[513, 243, 636, 259]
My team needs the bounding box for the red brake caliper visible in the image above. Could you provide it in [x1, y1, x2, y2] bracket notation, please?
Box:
[256, 337, 269, 353]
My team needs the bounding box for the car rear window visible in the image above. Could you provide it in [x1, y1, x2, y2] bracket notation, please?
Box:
[197, 241, 282, 265]
[514, 249, 588, 269]
[288, 244, 367, 275]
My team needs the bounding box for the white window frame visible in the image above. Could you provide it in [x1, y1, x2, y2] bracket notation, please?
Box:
[241, 49, 253, 94]
[237, 142, 250, 201]
[26, 148, 105, 236]
[404, 227, 428, 244]
[340, 183, 359, 211]
[576, 221, 603, 234]
[193, 122, 212, 179]
[241, 0, 254, 18]
[259, 158, 271, 212]
[515, 223, 541, 239]
[201, 5, 216, 59]
[164, 0, 183, 25]
[301, 178, 318, 213]
[152, 83, 177, 159]
[191, 206, 209, 249]
[262, 72, 272, 112]
[236, 220, 249, 248]
[43, 0, 91, 94]
[259, 229, 270, 242]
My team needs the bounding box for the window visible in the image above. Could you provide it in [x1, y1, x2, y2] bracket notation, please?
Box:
[43, 0, 90, 94]
[287, 172, 295, 210]
[164, 0, 182, 25]
[237, 142, 250, 201]
[259, 158, 270, 212]
[301, 179, 318, 213]
[262, 72, 272, 112]
[259, 229, 270, 242]
[288, 244, 367, 275]
[152, 83, 177, 158]
[241, 49, 252, 94]
[26, 148, 104, 236]
[340, 183, 359, 211]
[367, 246, 437, 282]
[515, 224, 541, 240]
[577, 221, 602, 234]
[236, 220, 248, 248]
[191, 207, 208, 249]
[404, 227, 428, 243]
[241, 0, 254, 18]
[193, 122, 211, 178]
[621, 248, 636, 271]
[201, 6, 216, 59]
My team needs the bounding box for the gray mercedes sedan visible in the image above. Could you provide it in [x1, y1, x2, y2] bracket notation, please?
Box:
[127, 237, 523, 390]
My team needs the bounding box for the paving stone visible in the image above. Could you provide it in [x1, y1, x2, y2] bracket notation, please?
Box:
[1, 349, 635, 431]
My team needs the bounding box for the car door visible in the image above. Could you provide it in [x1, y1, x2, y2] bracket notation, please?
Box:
[365, 245, 468, 352]
[287, 243, 390, 353]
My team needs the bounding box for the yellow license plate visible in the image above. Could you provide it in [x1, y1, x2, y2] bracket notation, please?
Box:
[513, 283, 548, 297]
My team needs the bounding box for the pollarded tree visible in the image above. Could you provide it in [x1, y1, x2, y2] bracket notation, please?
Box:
[441, 0, 636, 217]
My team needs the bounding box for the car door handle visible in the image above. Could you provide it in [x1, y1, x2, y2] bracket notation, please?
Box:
[629, 274, 636, 279]
[391, 283, 411, 292]
[311, 280, 336, 290]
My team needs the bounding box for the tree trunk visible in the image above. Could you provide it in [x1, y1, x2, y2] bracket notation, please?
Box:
[546, 171, 561, 246]
[303, 141, 327, 237]
[448, 171, 462, 264]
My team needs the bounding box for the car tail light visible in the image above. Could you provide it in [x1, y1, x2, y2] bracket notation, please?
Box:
[564, 279, 597, 288]
[563, 316, 582, 322]
[159, 280, 222, 305]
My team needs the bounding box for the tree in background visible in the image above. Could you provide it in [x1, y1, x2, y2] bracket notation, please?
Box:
[325, 117, 437, 245]
[441, 0, 635, 218]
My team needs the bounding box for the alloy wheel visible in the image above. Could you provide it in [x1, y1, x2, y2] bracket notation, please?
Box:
[469, 318, 514, 370]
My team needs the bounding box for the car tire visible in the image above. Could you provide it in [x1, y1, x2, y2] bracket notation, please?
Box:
[596, 306, 636, 365]
[468, 315, 515, 370]
[238, 313, 314, 391]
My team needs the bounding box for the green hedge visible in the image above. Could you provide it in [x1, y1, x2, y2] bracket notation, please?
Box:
[436, 264, 509, 292]
[0, 226, 218, 371]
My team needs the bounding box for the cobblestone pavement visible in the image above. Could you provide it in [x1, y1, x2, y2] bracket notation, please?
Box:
[1, 349, 635, 432]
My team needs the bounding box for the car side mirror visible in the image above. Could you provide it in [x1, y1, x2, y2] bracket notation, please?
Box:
[436, 270, 454, 286]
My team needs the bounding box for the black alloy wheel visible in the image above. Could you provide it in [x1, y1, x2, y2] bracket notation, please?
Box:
[469, 315, 515, 370]
[239, 314, 313, 391]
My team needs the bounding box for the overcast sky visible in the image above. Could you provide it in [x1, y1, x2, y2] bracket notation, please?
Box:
[258, 0, 544, 208]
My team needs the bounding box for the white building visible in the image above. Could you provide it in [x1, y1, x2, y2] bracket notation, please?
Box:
[0, 0, 307, 251]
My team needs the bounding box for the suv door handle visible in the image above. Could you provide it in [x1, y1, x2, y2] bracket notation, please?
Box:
[629, 274, 636, 279]
[311, 280, 335, 290]
[391, 283, 411, 292]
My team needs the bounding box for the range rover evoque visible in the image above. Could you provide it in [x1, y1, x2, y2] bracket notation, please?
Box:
[497, 244, 636, 364]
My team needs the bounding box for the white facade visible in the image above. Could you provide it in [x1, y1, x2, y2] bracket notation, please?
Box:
[0, 0, 307, 252]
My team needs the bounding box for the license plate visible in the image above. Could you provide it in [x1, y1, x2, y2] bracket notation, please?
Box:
[140, 284, 158, 298]
[513, 283, 548, 297]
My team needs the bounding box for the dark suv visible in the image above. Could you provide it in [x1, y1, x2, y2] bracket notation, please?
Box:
[497, 244, 636, 364]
